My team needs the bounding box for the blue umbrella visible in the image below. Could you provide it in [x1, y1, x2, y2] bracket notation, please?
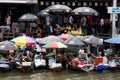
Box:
[104, 36, 120, 44]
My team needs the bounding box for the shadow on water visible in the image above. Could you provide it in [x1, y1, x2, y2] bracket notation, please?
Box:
[0, 69, 120, 80]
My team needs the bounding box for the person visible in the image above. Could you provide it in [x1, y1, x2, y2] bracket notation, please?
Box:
[87, 53, 95, 64]
[46, 22, 54, 36]
[94, 52, 103, 67]
[48, 56, 56, 66]
[78, 47, 85, 59]
[102, 53, 108, 65]
[0, 54, 9, 61]
[71, 55, 80, 67]
[81, 53, 89, 64]
[68, 15, 73, 25]
[35, 27, 42, 38]
[54, 24, 61, 36]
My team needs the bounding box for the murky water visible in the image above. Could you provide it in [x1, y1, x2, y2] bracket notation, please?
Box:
[0, 69, 120, 80]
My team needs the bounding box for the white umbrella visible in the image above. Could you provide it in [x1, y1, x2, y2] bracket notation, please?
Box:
[73, 7, 99, 16]
[82, 35, 103, 45]
[37, 10, 49, 17]
[64, 36, 85, 46]
[45, 4, 72, 13]
[18, 13, 39, 21]
[37, 35, 63, 44]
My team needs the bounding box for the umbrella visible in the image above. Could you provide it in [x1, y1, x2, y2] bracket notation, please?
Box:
[37, 10, 49, 17]
[0, 41, 18, 51]
[11, 35, 37, 46]
[42, 41, 67, 49]
[37, 35, 63, 44]
[18, 13, 39, 21]
[64, 36, 85, 46]
[45, 4, 72, 13]
[73, 7, 99, 16]
[104, 36, 120, 44]
[82, 35, 103, 45]
[59, 34, 73, 41]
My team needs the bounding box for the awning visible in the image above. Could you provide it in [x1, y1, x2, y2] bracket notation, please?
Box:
[0, 26, 9, 29]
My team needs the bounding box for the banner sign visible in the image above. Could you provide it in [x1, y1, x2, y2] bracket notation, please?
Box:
[0, 0, 37, 4]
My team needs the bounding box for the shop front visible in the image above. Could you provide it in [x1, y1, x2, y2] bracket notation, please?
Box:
[0, 0, 38, 40]
[0, 0, 38, 25]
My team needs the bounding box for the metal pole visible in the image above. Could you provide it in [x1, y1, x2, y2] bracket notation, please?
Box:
[112, 0, 117, 37]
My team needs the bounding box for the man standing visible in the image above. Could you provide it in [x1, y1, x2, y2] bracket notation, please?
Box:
[46, 22, 53, 36]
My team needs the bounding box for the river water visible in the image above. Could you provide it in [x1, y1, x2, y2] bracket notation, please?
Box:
[0, 69, 120, 80]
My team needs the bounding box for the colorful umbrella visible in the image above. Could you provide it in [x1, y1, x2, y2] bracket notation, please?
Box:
[59, 34, 73, 41]
[0, 40, 18, 51]
[42, 41, 67, 49]
[11, 35, 37, 46]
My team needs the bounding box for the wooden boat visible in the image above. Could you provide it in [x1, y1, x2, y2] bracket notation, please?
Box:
[34, 58, 46, 69]
[16, 61, 33, 72]
[0, 61, 11, 72]
[48, 63, 63, 72]
[68, 64, 94, 72]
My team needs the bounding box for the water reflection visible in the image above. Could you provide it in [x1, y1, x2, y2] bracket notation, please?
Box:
[0, 70, 120, 80]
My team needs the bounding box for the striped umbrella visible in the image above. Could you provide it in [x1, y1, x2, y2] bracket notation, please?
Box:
[11, 35, 37, 46]
[42, 41, 67, 49]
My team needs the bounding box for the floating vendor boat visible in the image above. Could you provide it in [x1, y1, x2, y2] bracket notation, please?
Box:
[0, 61, 11, 72]
[68, 63, 94, 72]
[48, 63, 63, 72]
[16, 61, 33, 72]
[34, 58, 46, 69]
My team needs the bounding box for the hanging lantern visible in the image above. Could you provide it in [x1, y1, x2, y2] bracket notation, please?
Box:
[56, 2, 59, 4]
[95, 2, 98, 6]
[46, 1, 49, 6]
[100, 2, 103, 6]
[105, 2, 108, 6]
[72, 2, 75, 6]
[62, 2, 65, 5]
[51, 2, 55, 5]
[89, 2, 92, 6]
[83, 2, 87, 6]
[67, 2, 70, 6]
[40, 1, 44, 6]
[78, 2, 81, 6]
